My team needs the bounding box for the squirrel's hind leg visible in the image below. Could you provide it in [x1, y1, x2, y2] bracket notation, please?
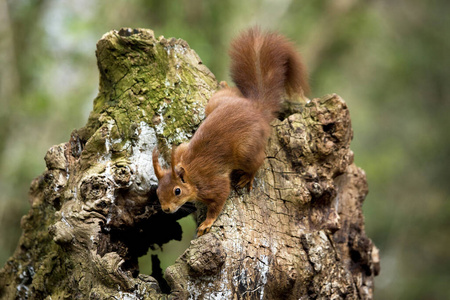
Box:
[237, 172, 256, 191]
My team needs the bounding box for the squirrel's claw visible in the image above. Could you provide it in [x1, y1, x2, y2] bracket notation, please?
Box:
[237, 173, 255, 191]
[197, 220, 214, 237]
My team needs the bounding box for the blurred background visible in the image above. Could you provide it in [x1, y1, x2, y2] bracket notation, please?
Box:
[1, 0, 448, 299]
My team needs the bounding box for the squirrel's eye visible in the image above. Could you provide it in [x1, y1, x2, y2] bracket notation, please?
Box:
[174, 188, 181, 196]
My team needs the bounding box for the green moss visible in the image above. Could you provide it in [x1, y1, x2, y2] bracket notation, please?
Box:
[83, 29, 217, 162]
[0, 28, 218, 299]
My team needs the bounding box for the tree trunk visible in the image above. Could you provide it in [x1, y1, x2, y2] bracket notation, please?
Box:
[0, 28, 379, 299]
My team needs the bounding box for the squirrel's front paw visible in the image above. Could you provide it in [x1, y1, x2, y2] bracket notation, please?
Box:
[197, 220, 213, 237]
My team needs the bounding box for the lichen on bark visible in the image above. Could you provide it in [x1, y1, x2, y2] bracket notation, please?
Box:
[0, 28, 378, 299]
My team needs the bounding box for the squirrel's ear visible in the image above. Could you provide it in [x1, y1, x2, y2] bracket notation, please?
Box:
[171, 143, 188, 166]
[170, 145, 178, 174]
[152, 148, 164, 179]
[174, 165, 186, 183]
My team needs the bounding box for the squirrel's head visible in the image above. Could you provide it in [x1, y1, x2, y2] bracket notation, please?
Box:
[152, 147, 197, 214]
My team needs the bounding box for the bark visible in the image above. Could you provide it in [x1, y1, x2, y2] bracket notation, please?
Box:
[0, 28, 379, 299]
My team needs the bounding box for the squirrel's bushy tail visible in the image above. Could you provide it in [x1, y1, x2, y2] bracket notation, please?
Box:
[229, 27, 309, 119]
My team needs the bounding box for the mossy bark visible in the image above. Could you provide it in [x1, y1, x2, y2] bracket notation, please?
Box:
[0, 28, 379, 299]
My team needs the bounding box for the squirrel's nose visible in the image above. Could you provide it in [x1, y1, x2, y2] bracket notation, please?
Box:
[162, 207, 171, 213]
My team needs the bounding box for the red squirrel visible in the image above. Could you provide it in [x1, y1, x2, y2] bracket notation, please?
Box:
[152, 28, 310, 236]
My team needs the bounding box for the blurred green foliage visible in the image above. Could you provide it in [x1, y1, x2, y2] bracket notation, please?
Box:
[1, 0, 448, 299]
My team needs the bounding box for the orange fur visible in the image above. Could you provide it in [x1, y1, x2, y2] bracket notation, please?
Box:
[153, 28, 309, 236]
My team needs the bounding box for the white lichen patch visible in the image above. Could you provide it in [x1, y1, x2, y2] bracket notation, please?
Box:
[255, 255, 270, 299]
[128, 121, 159, 192]
[115, 291, 139, 300]
[186, 269, 233, 300]
[61, 212, 72, 228]
[173, 44, 187, 56]
[89, 119, 160, 198]
[163, 42, 188, 57]
[99, 118, 118, 163]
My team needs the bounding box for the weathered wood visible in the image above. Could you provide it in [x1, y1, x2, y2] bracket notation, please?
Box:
[0, 28, 379, 299]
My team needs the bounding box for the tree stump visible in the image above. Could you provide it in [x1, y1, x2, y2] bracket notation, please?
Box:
[0, 28, 379, 299]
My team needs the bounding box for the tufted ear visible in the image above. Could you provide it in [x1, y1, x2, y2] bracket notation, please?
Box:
[171, 143, 188, 166]
[171, 145, 178, 174]
[152, 148, 164, 179]
[174, 165, 185, 182]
